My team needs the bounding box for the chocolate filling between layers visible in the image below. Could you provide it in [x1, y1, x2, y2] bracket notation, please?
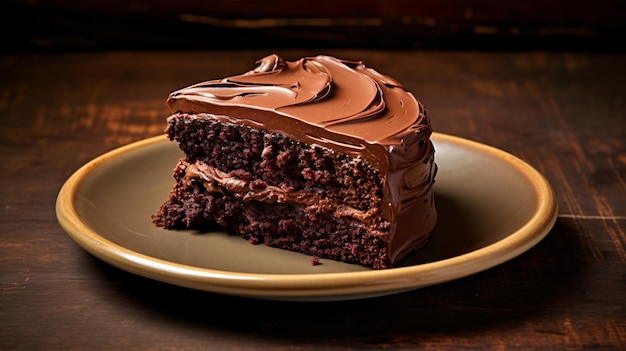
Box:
[184, 162, 381, 224]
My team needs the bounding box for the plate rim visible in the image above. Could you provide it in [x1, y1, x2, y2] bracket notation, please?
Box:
[55, 133, 558, 301]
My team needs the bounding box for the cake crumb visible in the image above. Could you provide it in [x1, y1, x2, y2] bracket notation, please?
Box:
[311, 256, 322, 266]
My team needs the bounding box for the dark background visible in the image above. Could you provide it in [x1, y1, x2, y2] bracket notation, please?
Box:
[3, 0, 625, 52]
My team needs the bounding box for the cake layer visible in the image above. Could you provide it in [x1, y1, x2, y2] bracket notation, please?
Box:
[155, 158, 394, 269]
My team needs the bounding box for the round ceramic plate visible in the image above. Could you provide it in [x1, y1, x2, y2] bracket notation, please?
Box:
[56, 133, 557, 301]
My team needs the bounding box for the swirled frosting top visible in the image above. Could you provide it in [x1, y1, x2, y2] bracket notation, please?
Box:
[167, 55, 436, 258]
[167, 54, 432, 174]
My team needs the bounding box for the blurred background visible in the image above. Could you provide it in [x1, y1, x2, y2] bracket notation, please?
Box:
[3, 0, 625, 52]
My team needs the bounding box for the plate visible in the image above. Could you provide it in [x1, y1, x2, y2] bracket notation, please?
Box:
[56, 133, 557, 301]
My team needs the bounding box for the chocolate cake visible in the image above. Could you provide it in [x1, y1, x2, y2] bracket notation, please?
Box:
[152, 54, 437, 269]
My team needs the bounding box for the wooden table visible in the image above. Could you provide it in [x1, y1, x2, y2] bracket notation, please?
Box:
[1, 49, 624, 350]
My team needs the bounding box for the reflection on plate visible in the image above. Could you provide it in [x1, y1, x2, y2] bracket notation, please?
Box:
[56, 133, 557, 301]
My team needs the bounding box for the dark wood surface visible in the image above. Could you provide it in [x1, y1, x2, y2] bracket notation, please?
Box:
[4, 0, 625, 52]
[1, 49, 625, 350]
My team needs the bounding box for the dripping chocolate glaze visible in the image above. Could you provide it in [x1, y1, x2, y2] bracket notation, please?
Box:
[167, 54, 437, 263]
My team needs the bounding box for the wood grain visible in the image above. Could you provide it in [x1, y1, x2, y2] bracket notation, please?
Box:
[1, 50, 624, 350]
[3, 1, 625, 51]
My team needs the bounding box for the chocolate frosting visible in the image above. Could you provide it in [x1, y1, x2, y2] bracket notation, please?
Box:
[167, 54, 437, 264]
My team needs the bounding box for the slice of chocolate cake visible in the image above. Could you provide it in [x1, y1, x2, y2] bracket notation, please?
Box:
[152, 54, 437, 269]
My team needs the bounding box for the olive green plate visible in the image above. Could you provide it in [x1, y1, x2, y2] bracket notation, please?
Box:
[56, 133, 557, 301]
